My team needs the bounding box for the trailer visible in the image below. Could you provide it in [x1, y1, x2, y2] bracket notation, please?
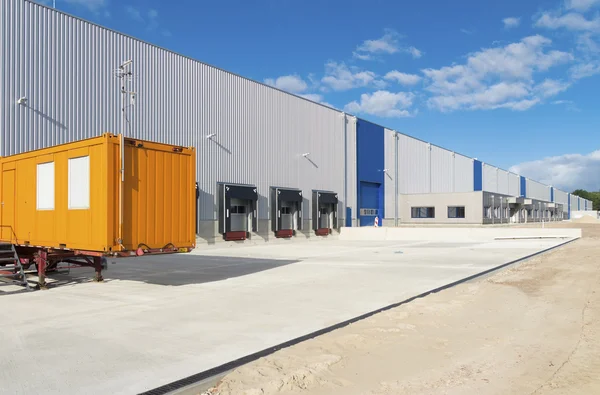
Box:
[0, 133, 196, 289]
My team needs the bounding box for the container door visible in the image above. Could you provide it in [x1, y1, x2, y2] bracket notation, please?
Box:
[1, 170, 15, 242]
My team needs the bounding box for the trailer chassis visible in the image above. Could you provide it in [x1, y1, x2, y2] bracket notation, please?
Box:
[14, 245, 191, 289]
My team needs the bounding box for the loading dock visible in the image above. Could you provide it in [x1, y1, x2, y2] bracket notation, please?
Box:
[312, 190, 338, 236]
[271, 187, 303, 238]
[218, 183, 258, 241]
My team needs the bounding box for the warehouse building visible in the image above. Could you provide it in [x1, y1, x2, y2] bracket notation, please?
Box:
[0, 0, 593, 245]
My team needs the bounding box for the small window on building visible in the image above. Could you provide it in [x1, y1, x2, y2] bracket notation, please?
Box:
[231, 205, 246, 214]
[68, 156, 90, 210]
[448, 206, 465, 218]
[411, 207, 435, 218]
[37, 162, 55, 210]
[281, 207, 291, 215]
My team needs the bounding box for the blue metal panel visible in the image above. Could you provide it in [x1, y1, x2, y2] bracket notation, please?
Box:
[550, 187, 554, 202]
[568, 194, 571, 219]
[578, 198, 581, 210]
[356, 119, 385, 226]
[473, 160, 483, 191]
[346, 208, 352, 227]
[520, 176, 527, 197]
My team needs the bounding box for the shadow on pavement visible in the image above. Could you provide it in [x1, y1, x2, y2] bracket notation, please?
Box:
[44, 255, 298, 287]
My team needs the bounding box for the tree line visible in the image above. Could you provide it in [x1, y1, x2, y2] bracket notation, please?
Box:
[572, 190, 600, 211]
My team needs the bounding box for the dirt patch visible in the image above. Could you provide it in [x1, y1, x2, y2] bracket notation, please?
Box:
[204, 224, 600, 395]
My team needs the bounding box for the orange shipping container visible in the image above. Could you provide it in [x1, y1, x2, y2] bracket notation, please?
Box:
[0, 133, 196, 254]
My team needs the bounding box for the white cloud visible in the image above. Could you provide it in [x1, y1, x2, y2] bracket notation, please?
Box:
[264, 74, 308, 93]
[534, 79, 571, 97]
[354, 29, 422, 60]
[356, 29, 400, 55]
[535, 12, 600, 31]
[344, 90, 416, 118]
[552, 99, 581, 111]
[321, 62, 385, 91]
[565, 0, 600, 12]
[126, 6, 144, 22]
[422, 35, 573, 112]
[510, 151, 600, 192]
[384, 70, 422, 85]
[570, 61, 600, 78]
[406, 46, 423, 59]
[503, 17, 521, 29]
[461, 28, 474, 35]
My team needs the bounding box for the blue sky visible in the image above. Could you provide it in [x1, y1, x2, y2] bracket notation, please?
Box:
[39, 0, 600, 192]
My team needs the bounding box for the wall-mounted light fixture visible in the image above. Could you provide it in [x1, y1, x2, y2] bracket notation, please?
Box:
[302, 153, 310, 157]
[17, 97, 27, 105]
[206, 133, 217, 139]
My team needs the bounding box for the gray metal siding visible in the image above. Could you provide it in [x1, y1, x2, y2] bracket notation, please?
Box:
[2, 0, 347, 225]
[554, 189, 568, 206]
[482, 164, 498, 193]
[497, 169, 509, 195]
[384, 128, 396, 221]
[508, 173, 520, 196]
[398, 134, 430, 193]
[454, 153, 473, 193]
[345, 116, 357, 225]
[527, 179, 550, 201]
[430, 145, 453, 193]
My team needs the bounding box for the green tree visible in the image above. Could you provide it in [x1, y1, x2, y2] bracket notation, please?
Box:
[572, 189, 600, 211]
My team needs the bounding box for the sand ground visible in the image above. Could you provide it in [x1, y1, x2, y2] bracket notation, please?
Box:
[205, 223, 600, 395]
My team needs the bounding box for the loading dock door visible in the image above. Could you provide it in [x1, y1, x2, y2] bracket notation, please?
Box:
[218, 183, 258, 241]
[271, 187, 303, 238]
[312, 190, 338, 236]
[359, 181, 380, 227]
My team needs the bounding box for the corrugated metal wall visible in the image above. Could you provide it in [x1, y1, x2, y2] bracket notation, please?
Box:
[508, 172, 520, 196]
[2, 0, 349, 226]
[554, 189, 569, 212]
[526, 179, 551, 201]
[430, 146, 453, 193]
[345, 115, 357, 226]
[482, 164, 498, 193]
[398, 134, 430, 193]
[454, 154, 473, 192]
[396, 134, 473, 195]
[384, 128, 396, 222]
[497, 169, 509, 195]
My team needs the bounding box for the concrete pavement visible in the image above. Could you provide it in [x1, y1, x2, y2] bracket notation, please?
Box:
[0, 232, 577, 394]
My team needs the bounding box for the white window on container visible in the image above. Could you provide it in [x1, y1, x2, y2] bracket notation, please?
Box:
[68, 156, 90, 210]
[37, 162, 55, 210]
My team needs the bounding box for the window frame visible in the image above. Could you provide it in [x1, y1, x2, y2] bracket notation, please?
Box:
[411, 207, 435, 219]
[448, 206, 466, 219]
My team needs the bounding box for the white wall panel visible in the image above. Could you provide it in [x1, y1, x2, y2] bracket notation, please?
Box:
[508, 173, 520, 196]
[384, 129, 397, 221]
[454, 154, 473, 193]
[482, 164, 498, 193]
[398, 134, 429, 194]
[570, 195, 578, 213]
[345, 115, 357, 226]
[430, 146, 453, 193]
[527, 179, 550, 201]
[554, 189, 568, 205]
[497, 169, 509, 195]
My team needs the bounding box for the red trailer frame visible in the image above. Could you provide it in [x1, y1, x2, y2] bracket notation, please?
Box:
[7, 244, 192, 290]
